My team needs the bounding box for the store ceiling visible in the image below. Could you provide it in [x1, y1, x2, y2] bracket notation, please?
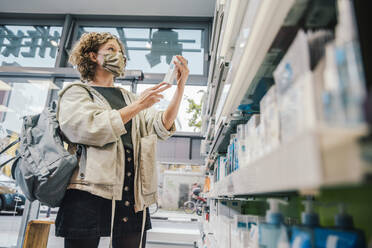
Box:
[0, 0, 215, 17]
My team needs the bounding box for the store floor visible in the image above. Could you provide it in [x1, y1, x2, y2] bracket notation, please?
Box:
[0, 210, 201, 248]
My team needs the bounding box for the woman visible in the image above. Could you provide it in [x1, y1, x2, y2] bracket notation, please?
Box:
[55, 32, 189, 248]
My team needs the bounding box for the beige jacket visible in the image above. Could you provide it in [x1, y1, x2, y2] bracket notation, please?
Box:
[57, 82, 176, 213]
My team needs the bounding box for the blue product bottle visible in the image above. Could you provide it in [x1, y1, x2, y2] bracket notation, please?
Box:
[314, 204, 366, 248]
[291, 200, 319, 248]
[258, 199, 288, 248]
[234, 136, 239, 171]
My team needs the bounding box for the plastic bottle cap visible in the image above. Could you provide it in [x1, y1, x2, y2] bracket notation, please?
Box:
[335, 203, 353, 229]
[301, 200, 319, 226]
[266, 198, 288, 225]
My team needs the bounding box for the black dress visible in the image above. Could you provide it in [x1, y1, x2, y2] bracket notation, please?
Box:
[55, 86, 151, 239]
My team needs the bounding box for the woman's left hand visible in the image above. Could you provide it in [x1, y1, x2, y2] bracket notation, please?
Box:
[162, 56, 189, 130]
[174, 55, 189, 88]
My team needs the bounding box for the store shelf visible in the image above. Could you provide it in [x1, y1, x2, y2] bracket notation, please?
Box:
[217, 0, 295, 124]
[207, 126, 370, 198]
[205, 233, 219, 248]
[204, 0, 308, 161]
[201, 220, 219, 248]
[206, 115, 251, 167]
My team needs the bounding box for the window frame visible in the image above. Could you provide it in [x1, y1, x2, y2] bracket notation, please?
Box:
[0, 13, 211, 117]
[70, 16, 211, 86]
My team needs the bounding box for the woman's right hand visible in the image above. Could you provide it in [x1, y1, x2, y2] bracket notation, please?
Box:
[135, 82, 171, 110]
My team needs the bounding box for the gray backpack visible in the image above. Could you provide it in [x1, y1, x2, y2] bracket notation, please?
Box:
[6, 100, 84, 208]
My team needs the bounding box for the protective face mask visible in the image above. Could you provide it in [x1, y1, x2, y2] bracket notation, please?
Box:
[100, 52, 126, 77]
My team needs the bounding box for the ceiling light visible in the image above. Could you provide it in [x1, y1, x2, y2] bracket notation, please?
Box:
[50, 40, 58, 47]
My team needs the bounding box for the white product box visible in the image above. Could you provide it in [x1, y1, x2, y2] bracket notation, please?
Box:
[256, 122, 265, 159]
[279, 72, 317, 143]
[260, 86, 280, 154]
[231, 214, 265, 248]
[273, 30, 317, 143]
[163, 56, 179, 84]
[273, 30, 311, 98]
[246, 115, 260, 163]
[231, 226, 249, 248]
[237, 124, 248, 167]
[217, 156, 227, 181]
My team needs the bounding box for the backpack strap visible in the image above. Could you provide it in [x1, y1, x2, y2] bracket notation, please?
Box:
[56, 82, 93, 180]
[109, 198, 116, 248]
[0, 138, 21, 170]
[0, 138, 20, 155]
[139, 207, 146, 248]
[56, 82, 94, 121]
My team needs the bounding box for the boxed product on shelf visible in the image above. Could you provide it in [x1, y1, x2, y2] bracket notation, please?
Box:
[209, 173, 214, 192]
[231, 219, 249, 248]
[273, 30, 318, 143]
[226, 133, 241, 175]
[243, 122, 251, 164]
[227, 135, 234, 175]
[217, 156, 227, 182]
[277, 72, 317, 143]
[214, 164, 218, 183]
[231, 214, 265, 248]
[256, 120, 265, 159]
[216, 215, 233, 248]
[237, 124, 248, 167]
[246, 114, 261, 163]
[273, 30, 311, 99]
[322, 41, 366, 127]
[259, 85, 280, 154]
[233, 134, 239, 172]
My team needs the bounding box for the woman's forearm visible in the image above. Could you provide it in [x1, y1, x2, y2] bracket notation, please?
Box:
[118, 102, 143, 125]
[162, 86, 184, 130]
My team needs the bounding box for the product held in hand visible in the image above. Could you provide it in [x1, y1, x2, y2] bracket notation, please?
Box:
[164, 56, 179, 84]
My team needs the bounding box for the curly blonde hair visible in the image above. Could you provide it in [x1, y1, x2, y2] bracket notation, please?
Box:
[69, 32, 125, 82]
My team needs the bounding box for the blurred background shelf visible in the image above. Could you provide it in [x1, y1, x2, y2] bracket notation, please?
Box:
[207, 125, 370, 198]
[202, 0, 340, 166]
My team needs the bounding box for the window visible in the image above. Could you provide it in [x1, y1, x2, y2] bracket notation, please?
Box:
[0, 78, 55, 247]
[136, 84, 206, 132]
[77, 27, 205, 75]
[0, 25, 63, 67]
[0, 77, 56, 135]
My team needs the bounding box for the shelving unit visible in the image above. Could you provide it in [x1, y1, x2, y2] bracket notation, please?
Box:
[208, 125, 369, 198]
[216, 0, 294, 125]
[202, 0, 369, 184]
[200, 0, 372, 247]
[202, 0, 314, 163]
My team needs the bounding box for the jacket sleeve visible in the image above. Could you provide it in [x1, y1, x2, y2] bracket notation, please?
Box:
[58, 85, 127, 147]
[129, 91, 176, 140]
[142, 106, 176, 140]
